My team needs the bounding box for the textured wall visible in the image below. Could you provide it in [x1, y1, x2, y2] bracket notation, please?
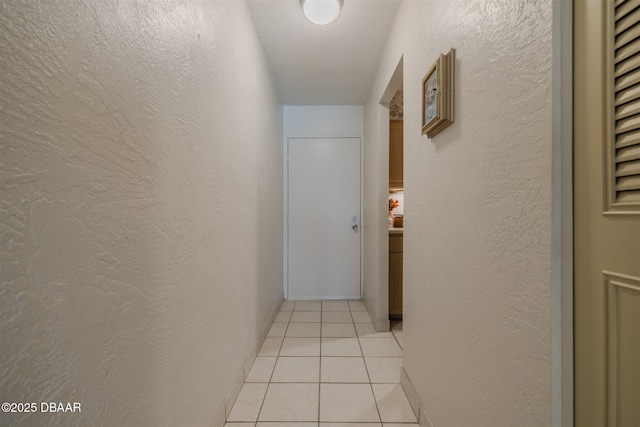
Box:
[364, 0, 553, 425]
[0, 1, 283, 426]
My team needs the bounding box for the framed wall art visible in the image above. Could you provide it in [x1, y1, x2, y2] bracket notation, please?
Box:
[422, 48, 455, 138]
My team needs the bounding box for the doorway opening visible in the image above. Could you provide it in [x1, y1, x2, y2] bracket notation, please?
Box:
[380, 58, 404, 322]
[388, 89, 403, 320]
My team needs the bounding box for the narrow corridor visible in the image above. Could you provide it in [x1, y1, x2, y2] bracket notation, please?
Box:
[225, 300, 416, 426]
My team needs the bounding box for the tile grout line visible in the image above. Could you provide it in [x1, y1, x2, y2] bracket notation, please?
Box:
[254, 301, 295, 424]
[259, 381, 390, 384]
[353, 306, 384, 425]
[390, 320, 403, 351]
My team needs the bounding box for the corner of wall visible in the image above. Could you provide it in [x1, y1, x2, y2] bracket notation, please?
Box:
[214, 293, 284, 427]
[367, 0, 554, 425]
[2, 1, 282, 425]
[363, 291, 390, 332]
[401, 368, 433, 427]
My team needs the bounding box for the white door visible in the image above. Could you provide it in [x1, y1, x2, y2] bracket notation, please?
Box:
[287, 137, 361, 300]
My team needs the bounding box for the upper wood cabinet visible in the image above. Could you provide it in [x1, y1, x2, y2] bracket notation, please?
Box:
[389, 120, 403, 188]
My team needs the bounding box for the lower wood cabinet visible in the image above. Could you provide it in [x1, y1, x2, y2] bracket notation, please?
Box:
[389, 234, 403, 318]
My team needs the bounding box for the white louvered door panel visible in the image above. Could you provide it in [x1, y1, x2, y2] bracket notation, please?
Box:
[609, 0, 640, 211]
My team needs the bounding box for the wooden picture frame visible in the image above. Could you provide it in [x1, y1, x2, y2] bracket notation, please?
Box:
[422, 48, 455, 138]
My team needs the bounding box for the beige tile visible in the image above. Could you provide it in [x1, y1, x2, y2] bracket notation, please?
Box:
[322, 311, 353, 323]
[280, 301, 295, 311]
[321, 357, 369, 383]
[351, 311, 372, 323]
[322, 424, 381, 427]
[286, 322, 321, 338]
[225, 423, 255, 427]
[372, 384, 417, 423]
[258, 337, 283, 356]
[322, 301, 350, 311]
[274, 311, 292, 323]
[258, 383, 319, 422]
[271, 357, 320, 383]
[280, 337, 321, 356]
[257, 423, 317, 427]
[355, 323, 393, 338]
[294, 301, 322, 312]
[348, 300, 367, 312]
[383, 424, 419, 427]
[246, 357, 277, 382]
[291, 311, 322, 323]
[267, 323, 288, 338]
[359, 338, 402, 357]
[396, 337, 403, 349]
[390, 321, 403, 337]
[227, 383, 268, 422]
[322, 323, 357, 338]
[320, 383, 380, 422]
[321, 337, 362, 356]
[364, 357, 402, 384]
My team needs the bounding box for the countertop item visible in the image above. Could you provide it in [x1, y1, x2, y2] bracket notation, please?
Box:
[389, 228, 403, 234]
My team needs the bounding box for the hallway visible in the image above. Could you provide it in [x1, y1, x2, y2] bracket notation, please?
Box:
[1, 0, 560, 425]
[225, 300, 414, 426]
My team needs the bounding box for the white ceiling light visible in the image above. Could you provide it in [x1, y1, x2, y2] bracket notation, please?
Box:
[301, 0, 343, 25]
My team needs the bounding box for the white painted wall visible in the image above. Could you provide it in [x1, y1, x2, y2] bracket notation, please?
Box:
[363, 1, 553, 425]
[0, 1, 283, 426]
[363, 101, 394, 329]
[283, 106, 363, 299]
[284, 106, 364, 138]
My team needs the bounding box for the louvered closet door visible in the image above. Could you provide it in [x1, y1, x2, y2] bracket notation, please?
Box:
[575, 1, 640, 426]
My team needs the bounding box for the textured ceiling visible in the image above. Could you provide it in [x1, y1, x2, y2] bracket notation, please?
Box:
[246, 0, 401, 105]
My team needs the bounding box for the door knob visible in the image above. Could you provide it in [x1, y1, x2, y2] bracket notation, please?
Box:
[352, 223, 359, 231]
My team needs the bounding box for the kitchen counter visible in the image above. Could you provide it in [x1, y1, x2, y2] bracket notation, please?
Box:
[389, 227, 403, 235]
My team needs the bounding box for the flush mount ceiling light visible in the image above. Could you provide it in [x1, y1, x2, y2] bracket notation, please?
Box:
[300, 0, 343, 25]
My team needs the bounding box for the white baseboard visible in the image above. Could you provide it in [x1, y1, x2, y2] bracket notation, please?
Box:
[362, 291, 390, 332]
[401, 367, 433, 427]
[211, 293, 284, 427]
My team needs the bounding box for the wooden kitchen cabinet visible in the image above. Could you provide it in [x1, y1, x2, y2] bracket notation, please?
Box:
[389, 234, 403, 318]
[389, 120, 403, 188]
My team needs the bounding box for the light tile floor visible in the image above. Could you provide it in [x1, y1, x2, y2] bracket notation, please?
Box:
[226, 301, 415, 427]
